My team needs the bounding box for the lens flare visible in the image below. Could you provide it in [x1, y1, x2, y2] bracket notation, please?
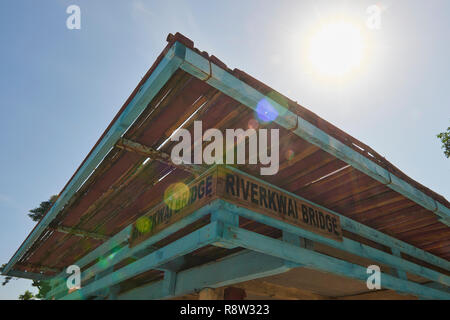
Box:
[98, 257, 109, 269]
[256, 98, 278, 123]
[286, 149, 295, 161]
[248, 118, 259, 130]
[164, 182, 190, 210]
[136, 216, 153, 234]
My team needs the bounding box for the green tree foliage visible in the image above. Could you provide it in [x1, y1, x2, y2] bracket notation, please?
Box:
[1, 263, 13, 286]
[18, 290, 35, 300]
[1, 195, 58, 299]
[32, 279, 51, 299]
[28, 195, 58, 222]
[437, 127, 450, 158]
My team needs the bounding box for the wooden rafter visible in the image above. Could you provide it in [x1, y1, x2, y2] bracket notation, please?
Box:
[52, 226, 110, 241]
[116, 138, 205, 177]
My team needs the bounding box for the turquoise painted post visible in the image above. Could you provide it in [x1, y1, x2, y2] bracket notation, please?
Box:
[93, 265, 114, 299]
[162, 270, 177, 297]
[61, 221, 222, 300]
[282, 231, 303, 269]
[282, 231, 300, 246]
[118, 250, 292, 300]
[108, 285, 121, 300]
[391, 248, 408, 280]
[211, 207, 239, 249]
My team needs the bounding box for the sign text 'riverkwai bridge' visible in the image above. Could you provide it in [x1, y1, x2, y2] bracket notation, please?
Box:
[2, 33, 450, 300]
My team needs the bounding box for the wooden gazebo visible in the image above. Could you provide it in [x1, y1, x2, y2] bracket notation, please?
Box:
[2, 33, 449, 300]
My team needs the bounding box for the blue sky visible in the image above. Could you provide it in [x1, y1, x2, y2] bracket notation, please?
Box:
[0, 0, 448, 299]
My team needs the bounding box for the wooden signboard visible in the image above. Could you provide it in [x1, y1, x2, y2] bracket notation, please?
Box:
[216, 167, 342, 241]
[130, 166, 342, 247]
[130, 169, 219, 247]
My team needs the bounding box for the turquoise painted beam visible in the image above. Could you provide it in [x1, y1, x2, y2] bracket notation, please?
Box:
[425, 282, 450, 293]
[175, 43, 450, 224]
[221, 224, 450, 300]
[118, 250, 292, 300]
[179, 48, 297, 131]
[219, 200, 450, 287]
[45, 225, 132, 298]
[73, 225, 131, 270]
[293, 118, 450, 225]
[4, 42, 188, 275]
[47, 179, 450, 299]
[219, 166, 450, 271]
[47, 201, 219, 299]
[60, 221, 222, 300]
[50, 188, 450, 299]
[0, 269, 50, 281]
[48, 169, 220, 297]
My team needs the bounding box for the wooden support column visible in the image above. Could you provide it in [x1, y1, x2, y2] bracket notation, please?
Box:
[198, 288, 223, 300]
[211, 209, 239, 249]
[162, 270, 177, 297]
[282, 231, 314, 268]
[224, 287, 246, 300]
[94, 265, 115, 299]
[235, 280, 326, 300]
[108, 285, 121, 300]
[390, 248, 408, 280]
[300, 237, 315, 250]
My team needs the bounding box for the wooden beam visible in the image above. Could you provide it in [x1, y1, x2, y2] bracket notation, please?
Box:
[116, 138, 204, 177]
[47, 203, 218, 299]
[220, 198, 450, 284]
[2, 42, 185, 275]
[221, 168, 450, 272]
[52, 226, 110, 241]
[221, 224, 450, 299]
[0, 269, 51, 281]
[337, 289, 417, 300]
[199, 288, 223, 300]
[16, 263, 60, 274]
[234, 280, 326, 300]
[177, 42, 450, 223]
[61, 222, 221, 300]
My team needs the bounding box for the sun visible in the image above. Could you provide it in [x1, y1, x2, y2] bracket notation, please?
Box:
[307, 20, 367, 77]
